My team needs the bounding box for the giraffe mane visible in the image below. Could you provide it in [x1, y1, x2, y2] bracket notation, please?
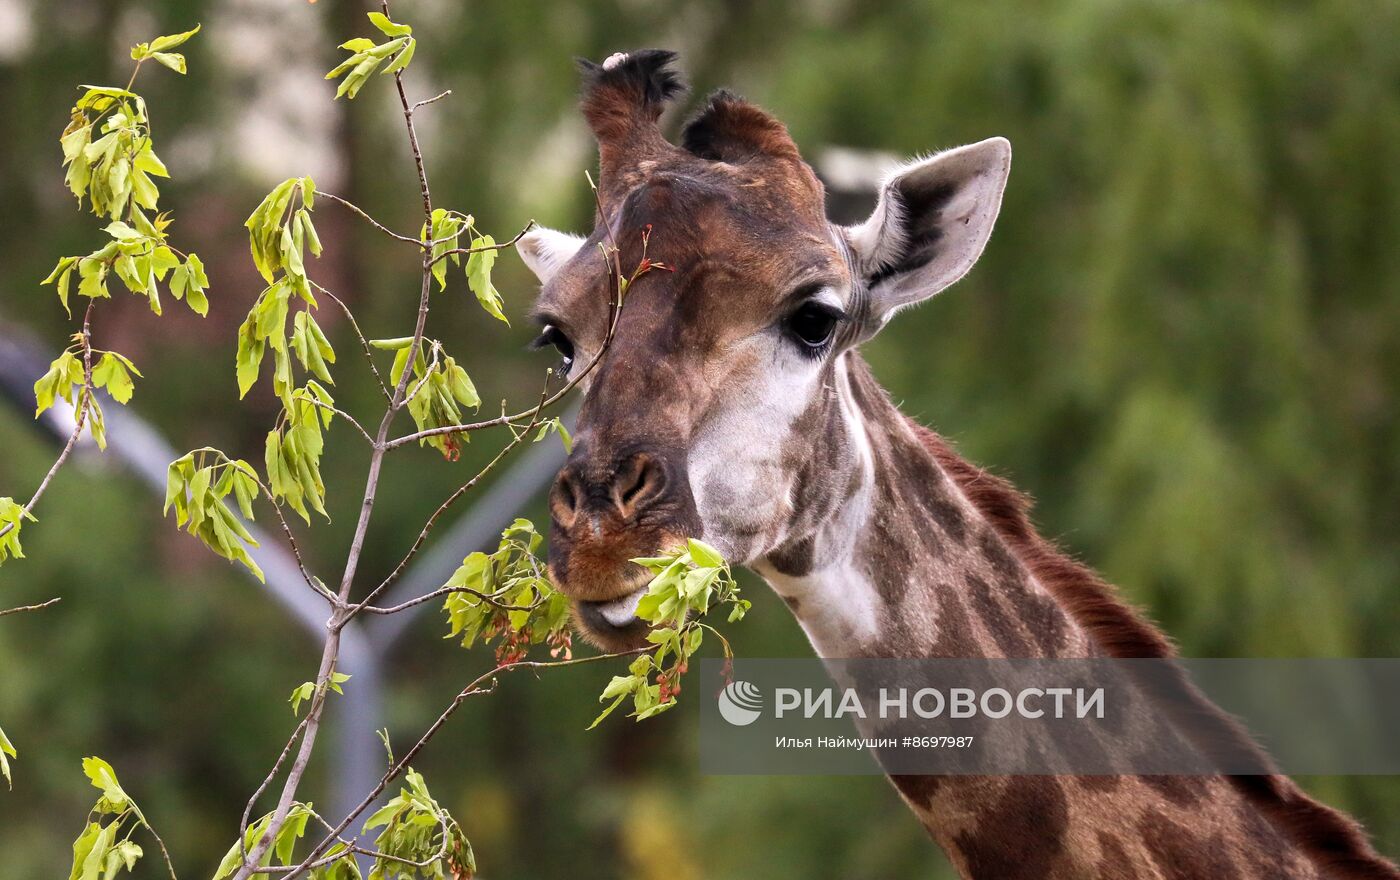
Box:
[914, 423, 1400, 880]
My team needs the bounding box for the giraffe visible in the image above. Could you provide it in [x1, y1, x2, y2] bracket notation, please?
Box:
[514, 50, 1400, 879]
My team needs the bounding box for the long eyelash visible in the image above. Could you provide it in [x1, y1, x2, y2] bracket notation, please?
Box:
[808, 303, 850, 323]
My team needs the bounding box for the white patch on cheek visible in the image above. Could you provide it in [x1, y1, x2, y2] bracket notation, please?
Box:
[687, 350, 819, 563]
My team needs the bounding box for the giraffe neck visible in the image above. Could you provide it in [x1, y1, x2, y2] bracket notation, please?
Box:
[754, 352, 1087, 661]
[750, 352, 1386, 880]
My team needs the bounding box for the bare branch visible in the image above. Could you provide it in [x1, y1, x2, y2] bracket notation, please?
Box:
[316, 191, 421, 247]
[410, 90, 452, 112]
[239, 715, 312, 865]
[317, 285, 392, 402]
[0, 597, 62, 618]
[297, 396, 375, 446]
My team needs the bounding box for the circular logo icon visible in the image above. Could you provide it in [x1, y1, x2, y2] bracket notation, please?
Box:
[717, 680, 763, 726]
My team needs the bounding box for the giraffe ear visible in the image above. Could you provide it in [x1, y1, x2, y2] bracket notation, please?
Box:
[518, 227, 586, 284]
[846, 137, 1011, 323]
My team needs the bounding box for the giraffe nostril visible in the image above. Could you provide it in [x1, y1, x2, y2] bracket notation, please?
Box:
[614, 453, 664, 518]
[552, 470, 582, 528]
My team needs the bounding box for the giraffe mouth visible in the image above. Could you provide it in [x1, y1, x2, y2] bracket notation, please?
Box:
[592, 588, 646, 627]
[576, 586, 647, 632]
[571, 577, 652, 650]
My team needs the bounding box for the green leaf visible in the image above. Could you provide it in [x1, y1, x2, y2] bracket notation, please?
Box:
[367, 11, 413, 36]
[289, 682, 315, 716]
[466, 236, 508, 323]
[149, 52, 187, 74]
[103, 220, 143, 242]
[77, 258, 110, 300]
[535, 418, 573, 453]
[236, 316, 266, 398]
[276, 804, 312, 865]
[442, 357, 478, 408]
[0, 725, 14, 788]
[588, 694, 629, 730]
[381, 38, 416, 76]
[33, 350, 84, 417]
[147, 23, 201, 53]
[42, 256, 79, 316]
[173, 253, 210, 316]
[68, 822, 103, 880]
[81, 756, 129, 812]
[92, 352, 139, 404]
[686, 538, 724, 568]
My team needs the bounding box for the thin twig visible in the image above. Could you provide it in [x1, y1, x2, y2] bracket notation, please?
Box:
[358, 584, 540, 616]
[317, 285, 391, 402]
[0, 303, 97, 544]
[238, 715, 312, 866]
[410, 90, 452, 112]
[0, 597, 62, 617]
[298, 396, 375, 446]
[426, 221, 536, 267]
[144, 820, 180, 880]
[317, 191, 421, 247]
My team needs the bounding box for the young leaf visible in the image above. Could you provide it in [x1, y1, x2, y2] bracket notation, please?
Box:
[91, 351, 141, 404]
[466, 236, 508, 323]
[367, 11, 413, 36]
[0, 724, 14, 788]
[146, 23, 201, 54]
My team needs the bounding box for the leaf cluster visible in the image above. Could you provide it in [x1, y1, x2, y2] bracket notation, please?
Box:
[375, 338, 479, 460]
[50, 26, 208, 318]
[326, 13, 417, 100]
[212, 803, 359, 880]
[442, 519, 571, 664]
[43, 217, 207, 318]
[67, 758, 160, 880]
[164, 452, 264, 582]
[265, 382, 337, 523]
[591, 539, 749, 727]
[0, 498, 38, 566]
[290, 671, 351, 716]
[238, 176, 328, 401]
[361, 769, 474, 880]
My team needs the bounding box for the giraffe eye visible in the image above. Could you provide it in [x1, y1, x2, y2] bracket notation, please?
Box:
[785, 301, 844, 353]
[531, 324, 575, 374]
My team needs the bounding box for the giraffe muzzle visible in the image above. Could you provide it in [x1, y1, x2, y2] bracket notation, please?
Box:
[547, 443, 701, 649]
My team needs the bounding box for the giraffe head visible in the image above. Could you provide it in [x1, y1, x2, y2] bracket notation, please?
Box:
[519, 50, 1011, 650]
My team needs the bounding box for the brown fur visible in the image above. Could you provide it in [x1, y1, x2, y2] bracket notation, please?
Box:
[682, 89, 808, 166]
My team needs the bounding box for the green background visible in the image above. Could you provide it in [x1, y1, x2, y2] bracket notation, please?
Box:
[1, 0, 1397, 876]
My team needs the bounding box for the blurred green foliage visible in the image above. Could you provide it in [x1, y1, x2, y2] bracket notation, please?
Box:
[0, 0, 1396, 877]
